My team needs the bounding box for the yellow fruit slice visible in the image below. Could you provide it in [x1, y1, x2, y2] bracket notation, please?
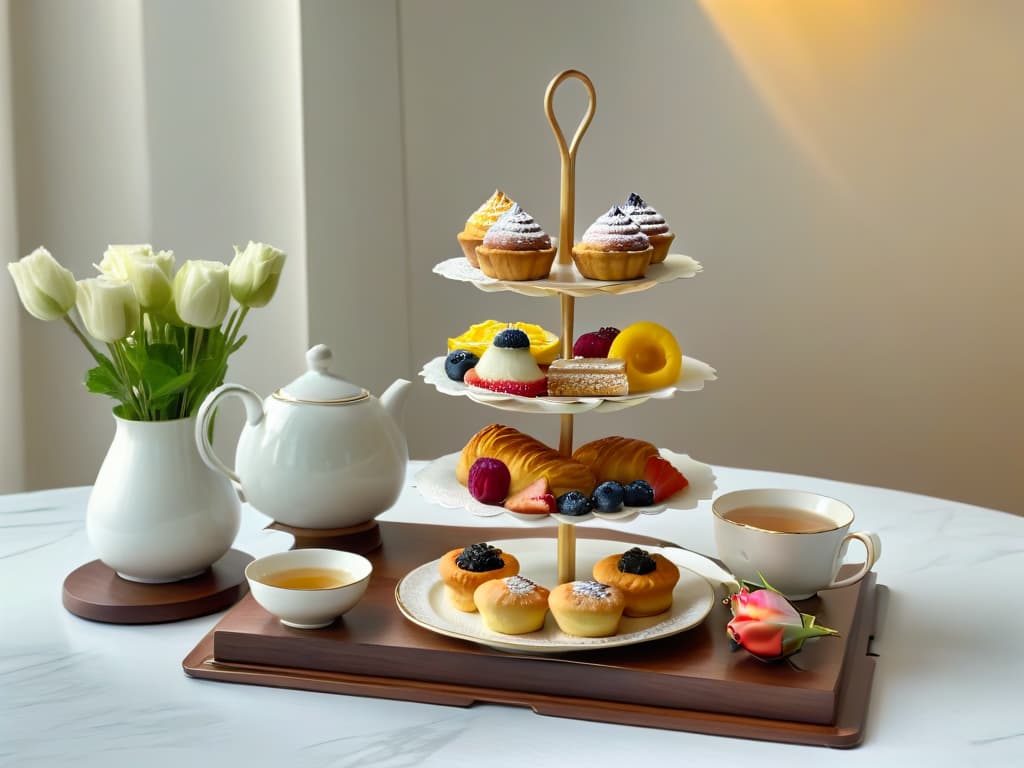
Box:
[448, 320, 560, 365]
[607, 321, 682, 393]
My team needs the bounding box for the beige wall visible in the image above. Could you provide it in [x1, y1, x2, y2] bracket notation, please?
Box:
[7, 1, 1021, 514]
[389, 0, 1023, 513]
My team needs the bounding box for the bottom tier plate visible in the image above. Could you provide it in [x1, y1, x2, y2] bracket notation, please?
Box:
[395, 538, 716, 653]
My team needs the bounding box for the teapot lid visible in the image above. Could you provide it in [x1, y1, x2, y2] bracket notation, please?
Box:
[273, 345, 369, 405]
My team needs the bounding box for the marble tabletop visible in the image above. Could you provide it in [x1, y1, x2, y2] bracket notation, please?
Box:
[1, 462, 1021, 767]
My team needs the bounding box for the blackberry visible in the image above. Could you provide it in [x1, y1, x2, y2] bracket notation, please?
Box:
[617, 547, 657, 575]
[455, 543, 505, 572]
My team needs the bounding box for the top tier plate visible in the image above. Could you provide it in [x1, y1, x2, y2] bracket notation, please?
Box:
[434, 253, 701, 298]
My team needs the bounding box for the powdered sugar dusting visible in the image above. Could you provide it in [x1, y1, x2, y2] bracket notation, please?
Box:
[580, 206, 649, 251]
[622, 193, 670, 237]
[482, 203, 552, 250]
[504, 575, 538, 595]
[572, 579, 614, 599]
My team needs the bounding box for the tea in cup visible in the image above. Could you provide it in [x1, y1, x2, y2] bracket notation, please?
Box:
[712, 489, 881, 600]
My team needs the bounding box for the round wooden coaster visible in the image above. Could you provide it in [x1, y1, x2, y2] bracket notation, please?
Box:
[62, 549, 252, 624]
[265, 519, 382, 553]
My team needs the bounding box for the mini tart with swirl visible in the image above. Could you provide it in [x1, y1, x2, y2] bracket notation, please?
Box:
[592, 547, 680, 617]
[621, 192, 674, 264]
[475, 204, 556, 281]
[473, 575, 551, 634]
[571, 206, 653, 281]
[458, 189, 516, 268]
[548, 579, 626, 637]
[439, 543, 520, 612]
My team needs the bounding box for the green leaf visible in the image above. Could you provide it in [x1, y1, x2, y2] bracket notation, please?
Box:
[150, 370, 196, 400]
[147, 343, 182, 373]
[85, 364, 128, 400]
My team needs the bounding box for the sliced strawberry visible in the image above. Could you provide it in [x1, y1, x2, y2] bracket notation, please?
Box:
[643, 456, 689, 502]
[504, 478, 558, 515]
[464, 368, 547, 398]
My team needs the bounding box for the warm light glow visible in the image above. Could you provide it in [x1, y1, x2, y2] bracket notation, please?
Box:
[698, 0, 921, 187]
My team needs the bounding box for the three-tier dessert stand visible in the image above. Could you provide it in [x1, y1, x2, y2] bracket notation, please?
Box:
[426, 69, 712, 583]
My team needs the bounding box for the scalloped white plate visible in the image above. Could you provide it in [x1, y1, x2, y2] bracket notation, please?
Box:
[414, 450, 717, 525]
[420, 355, 716, 415]
[394, 538, 716, 654]
[433, 253, 701, 298]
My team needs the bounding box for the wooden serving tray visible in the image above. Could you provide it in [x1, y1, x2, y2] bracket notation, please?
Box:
[183, 522, 881, 748]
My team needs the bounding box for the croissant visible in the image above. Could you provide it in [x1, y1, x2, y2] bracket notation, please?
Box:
[457, 424, 597, 497]
[571, 436, 659, 484]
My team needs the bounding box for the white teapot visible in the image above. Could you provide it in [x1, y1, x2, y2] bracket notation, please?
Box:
[195, 344, 411, 529]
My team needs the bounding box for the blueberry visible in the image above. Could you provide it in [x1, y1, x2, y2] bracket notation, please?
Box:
[493, 328, 530, 349]
[591, 481, 625, 513]
[623, 479, 655, 507]
[556, 490, 592, 517]
[445, 349, 479, 381]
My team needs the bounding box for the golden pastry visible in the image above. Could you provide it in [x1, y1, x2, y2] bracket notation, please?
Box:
[457, 424, 597, 498]
[548, 580, 626, 637]
[473, 575, 550, 634]
[572, 436, 659, 484]
[439, 543, 520, 612]
[592, 547, 680, 617]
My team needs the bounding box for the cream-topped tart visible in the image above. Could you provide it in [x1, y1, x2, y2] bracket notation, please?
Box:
[464, 328, 547, 397]
[621, 193, 674, 264]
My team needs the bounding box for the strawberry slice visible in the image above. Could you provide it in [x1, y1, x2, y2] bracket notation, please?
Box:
[643, 456, 689, 502]
[504, 478, 558, 515]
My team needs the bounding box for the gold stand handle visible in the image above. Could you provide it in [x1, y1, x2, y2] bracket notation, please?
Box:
[545, 70, 596, 584]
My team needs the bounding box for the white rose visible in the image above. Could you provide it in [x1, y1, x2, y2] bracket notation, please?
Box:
[124, 249, 174, 310]
[172, 260, 230, 329]
[76, 277, 140, 343]
[96, 244, 152, 282]
[7, 247, 78, 321]
[229, 241, 286, 308]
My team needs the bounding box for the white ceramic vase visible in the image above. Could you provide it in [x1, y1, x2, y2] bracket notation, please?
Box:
[86, 415, 242, 583]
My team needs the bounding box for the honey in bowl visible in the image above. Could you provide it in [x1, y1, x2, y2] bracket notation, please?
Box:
[260, 567, 351, 590]
[722, 505, 836, 533]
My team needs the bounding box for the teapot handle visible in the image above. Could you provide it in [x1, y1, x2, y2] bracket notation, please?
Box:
[195, 383, 265, 488]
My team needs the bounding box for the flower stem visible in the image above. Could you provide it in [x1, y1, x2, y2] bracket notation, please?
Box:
[63, 315, 103, 362]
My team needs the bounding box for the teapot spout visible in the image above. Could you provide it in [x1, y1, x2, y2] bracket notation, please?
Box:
[379, 378, 412, 428]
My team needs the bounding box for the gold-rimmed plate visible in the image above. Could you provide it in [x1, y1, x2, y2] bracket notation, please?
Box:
[394, 538, 716, 654]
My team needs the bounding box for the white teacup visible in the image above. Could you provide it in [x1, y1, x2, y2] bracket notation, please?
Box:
[712, 489, 881, 600]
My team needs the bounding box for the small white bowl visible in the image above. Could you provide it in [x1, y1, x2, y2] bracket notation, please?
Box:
[245, 548, 372, 629]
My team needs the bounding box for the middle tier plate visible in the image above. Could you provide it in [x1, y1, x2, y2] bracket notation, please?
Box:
[415, 450, 716, 524]
[420, 354, 717, 414]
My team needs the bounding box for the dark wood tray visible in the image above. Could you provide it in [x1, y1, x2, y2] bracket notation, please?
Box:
[183, 522, 881, 748]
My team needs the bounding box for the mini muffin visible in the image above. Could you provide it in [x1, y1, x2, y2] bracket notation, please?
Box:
[475, 204, 556, 281]
[439, 543, 520, 612]
[571, 206, 652, 281]
[473, 575, 550, 634]
[621, 193, 674, 264]
[548, 579, 626, 637]
[592, 547, 680, 617]
[457, 189, 515, 268]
